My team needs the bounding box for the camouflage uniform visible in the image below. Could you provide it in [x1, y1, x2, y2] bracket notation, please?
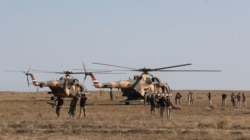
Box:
[110, 90, 113, 101]
[68, 96, 78, 118]
[158, 96, 166, 118]
[79, 93, 87, 118]
[231, 93, 236, 107]
[236, 93, 241, 108]
[222, 93, 227, 106]
[175, 92, 182, 105]
[165, 96, 173, 119]
[188, 92, 194, 105]
[149, 94, 157, 115]
[54, 96, 64, 118]
[208, 92, 212, 105]
[242, 92, 247, 108]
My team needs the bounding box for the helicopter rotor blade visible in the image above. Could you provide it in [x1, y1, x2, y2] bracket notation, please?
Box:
[26, 66, 32, 86]
[27, 66, 32, 74]
[92, 62, 194, 73]
[157, 70, 221, 72]
[32, 69, 63, 74]
[82, 61, 87, 73]
[26, 76, 30, 86]
[79, 61, 125, 83]
[92, 62, 136, 70]
[7, 66, 32, 86]
[33, 69, 86, 75]
[82, 61, 87, 83]
[152, 63, 192, 71]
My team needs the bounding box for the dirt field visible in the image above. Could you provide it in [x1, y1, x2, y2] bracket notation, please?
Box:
[0, 90, 249, 140]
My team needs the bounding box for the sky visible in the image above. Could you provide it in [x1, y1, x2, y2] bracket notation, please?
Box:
[1, 0, 250, 92]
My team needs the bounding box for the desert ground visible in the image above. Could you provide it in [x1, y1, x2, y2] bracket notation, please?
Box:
[0, 90, 249, 140]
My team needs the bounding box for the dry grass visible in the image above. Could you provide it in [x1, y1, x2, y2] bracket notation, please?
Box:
[0, 90, 249, 140]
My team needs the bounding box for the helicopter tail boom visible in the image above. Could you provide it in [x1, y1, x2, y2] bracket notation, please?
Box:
[88, 72, 102, 88]
[29, 74, 39, 86]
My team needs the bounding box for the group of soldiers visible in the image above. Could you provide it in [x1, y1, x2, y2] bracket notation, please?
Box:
[223, 92, 247, 108]
[53, 92, 88, 119]
[207, 92, 247, 108]
[174, 91, 194, 106]
[148, 94, 173, 119]
[146, 91, 194, 118]
[53, 91, 247, 119]
[147, 91, 248, 118]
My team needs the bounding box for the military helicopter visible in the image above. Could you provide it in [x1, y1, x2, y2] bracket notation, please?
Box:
[8, 67, 89, 99]
[85, 62, 220, 104]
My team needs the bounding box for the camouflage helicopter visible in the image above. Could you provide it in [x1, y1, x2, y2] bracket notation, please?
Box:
[9, 67, 89, 99]
[84, 62, 220, 105]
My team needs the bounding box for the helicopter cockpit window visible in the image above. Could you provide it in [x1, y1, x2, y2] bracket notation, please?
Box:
[152, 77, 155, 82]
[73, 79, 79, 84]
[67, 78, 79, 85]
[145, 77, 152, 84]
[67, 79, 74, 85]
[133, 75, 138, 79]
[59, 77, 65, 80]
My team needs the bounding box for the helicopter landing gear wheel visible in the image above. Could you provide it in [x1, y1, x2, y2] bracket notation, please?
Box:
[125, 102, 130, 105]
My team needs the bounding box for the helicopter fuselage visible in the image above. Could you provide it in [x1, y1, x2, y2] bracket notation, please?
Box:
[89, 73, 170, 102]
[30, 74, 84, 97]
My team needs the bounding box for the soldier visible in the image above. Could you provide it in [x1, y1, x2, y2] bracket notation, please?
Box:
[242, 92, 247, 108]
[231, 92, 236, 107]
[158, 95, 166, 118]
[190, 92, 194, 105]
[144, 91, 151, 105]
[175, 92, 182, 105]
[68, 95, 78, 118]
[236, 92, 241, 108]
[79, 93, 87, 118]
[222, 93, 227, 106]
[208, 92, 212, 105]
[188, 91, 194, 105]
[165, 96, 173, 119]
[109, 90, 113, 101]
[149, 94, 157, 115]
[54, 96, 64, 118]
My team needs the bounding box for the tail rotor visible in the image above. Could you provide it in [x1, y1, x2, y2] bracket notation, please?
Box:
[6, 66, 32, 86]
[22, 66, 32, 86]
[82, 61, 87, 83]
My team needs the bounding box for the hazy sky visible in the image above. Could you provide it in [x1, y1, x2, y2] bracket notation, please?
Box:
[1, 0, 250, 92]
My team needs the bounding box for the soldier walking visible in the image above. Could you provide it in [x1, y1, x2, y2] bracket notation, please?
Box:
[109, 90, 113, 101]
[222, 93, 227, 106]
[175, 92, 182, 105]
[242, 92, 247, 108]
[79, 93, 87, 118]
[54, 96, 64, 118]
[188, 91, 194, 105]
[158, 95, 166, 118]
[68, 95, 78, 118]
[149, 94, 157, 115]
[237, 93, 241, 108]
[165, 96, 173, 119]
[208, 92, 212, 105]
[231, 92, 236, 107]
